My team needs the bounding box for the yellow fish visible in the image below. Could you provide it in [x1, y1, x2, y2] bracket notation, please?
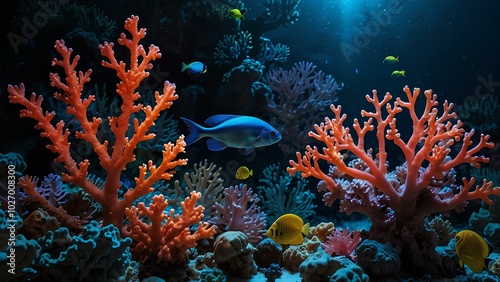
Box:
[266, 214, 310, 245]
[235, 166, 252, 180]
[229, 8, 246, 20]
[383, 56, 399, 63]
[455, 230, 489, 273]
[391, 70, 405, 77]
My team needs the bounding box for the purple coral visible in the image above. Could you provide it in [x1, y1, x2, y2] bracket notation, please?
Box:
[209, 184, 267, 244]
[267, 61, 341, 157]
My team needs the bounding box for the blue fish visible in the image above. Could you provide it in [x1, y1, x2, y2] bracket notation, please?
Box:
[181, 61, 207, 74]
[181, 115, 282, 155]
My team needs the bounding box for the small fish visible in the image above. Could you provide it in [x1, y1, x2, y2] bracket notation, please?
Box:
[383, 56, 399, 63]
[181, 61, 207, 74]
[229, 8, 246, 19]
[391, 70, 405, 77]
[181, 115, 282, 155]
[455, 230, 489, 273]
[266, 214, 310, 245]
[235, 166, 252, 180]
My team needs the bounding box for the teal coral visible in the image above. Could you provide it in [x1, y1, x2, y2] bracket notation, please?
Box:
[257, 163, 315, 223]
[356, 239, 401, 278]
[33, 220, 135, 281]
[329, 257, 369, 282]
[299, 249, 336, 282]
[214, 31, 253, 65]
[0, 152, 26, 178]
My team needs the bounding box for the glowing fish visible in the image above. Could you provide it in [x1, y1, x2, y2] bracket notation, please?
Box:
[383, 56, 399, 63]
[181, 61, 207, 74]
[455, 230, 489, 273]
[235, 166, 252, 180]
[266, 214, 310, 245]
[391, 70, 405, 77]
[229, 8, 246, 19]
[181, 115, 282, 155]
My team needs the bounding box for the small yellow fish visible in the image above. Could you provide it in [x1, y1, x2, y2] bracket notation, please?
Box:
[391, 70, 405, 77]
[266, 214, 310, 245]
[383, 56, 399, 63]
[235, 166, 252, 180]
[455, 230, 489, 273]
[229, 8, 247, 20]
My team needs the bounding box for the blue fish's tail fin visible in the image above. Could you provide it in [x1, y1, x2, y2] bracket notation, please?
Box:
[181, 62, 189, 72]
[181, 117, 203, 145]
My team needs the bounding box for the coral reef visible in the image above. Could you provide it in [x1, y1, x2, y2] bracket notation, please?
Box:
[213, 231, 257, 278]
[288, 85, 500, 276]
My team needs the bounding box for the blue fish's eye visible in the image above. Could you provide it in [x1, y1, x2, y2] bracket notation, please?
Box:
[270, 131, 276, 137]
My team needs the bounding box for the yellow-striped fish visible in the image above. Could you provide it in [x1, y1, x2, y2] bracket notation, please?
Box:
[266, 214, 310, 245]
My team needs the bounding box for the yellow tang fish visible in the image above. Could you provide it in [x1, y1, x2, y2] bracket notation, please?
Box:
[383, 56, 399, 63]
[391, 70, 405, 77]
[455, 230, 489, 273]
[229, 8, 247, 20]
[266, 214, 310, 245]
[235, 166, 252, 180]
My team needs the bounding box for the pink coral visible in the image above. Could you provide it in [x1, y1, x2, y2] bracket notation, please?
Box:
[209, 184, 267, 244]
[322, 228, 362, 261]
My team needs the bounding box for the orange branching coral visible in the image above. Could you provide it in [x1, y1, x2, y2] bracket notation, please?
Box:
[7, 15, 187, 229]
[288, 85, 499, 217]
[287, 85, 500, 275]
[125, 191, 217, 263]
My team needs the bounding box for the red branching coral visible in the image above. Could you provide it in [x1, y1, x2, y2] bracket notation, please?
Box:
[124, 191, 216, 263]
